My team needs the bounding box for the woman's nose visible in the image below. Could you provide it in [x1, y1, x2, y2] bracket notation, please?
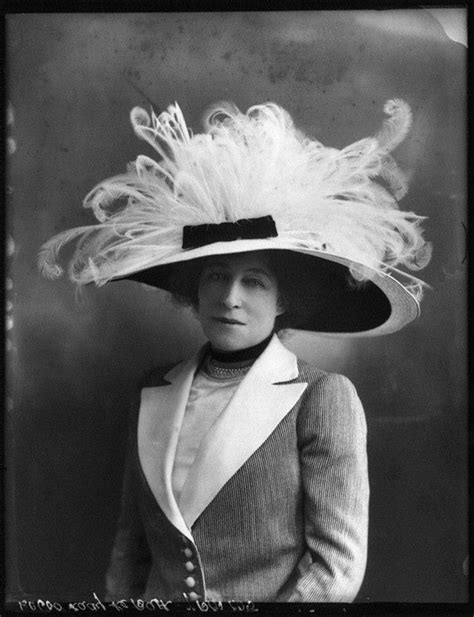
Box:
[221, 280, 242, 308]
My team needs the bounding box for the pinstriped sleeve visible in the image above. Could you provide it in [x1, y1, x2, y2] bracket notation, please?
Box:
[105, 444, 152, 600]
[289, 373, 369, 602]
[104, 390, 152, 601]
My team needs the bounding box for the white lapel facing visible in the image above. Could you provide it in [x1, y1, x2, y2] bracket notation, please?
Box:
[137, 348, 206, 541]
[178, 335, 308, 528]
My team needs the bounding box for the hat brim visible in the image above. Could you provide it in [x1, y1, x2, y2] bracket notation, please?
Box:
[114, 239, 420, 337]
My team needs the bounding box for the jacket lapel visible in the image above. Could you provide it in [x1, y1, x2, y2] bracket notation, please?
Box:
[178, 335, 308, 528]
[137, 348, 206, 541]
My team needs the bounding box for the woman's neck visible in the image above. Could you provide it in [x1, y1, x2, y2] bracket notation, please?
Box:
[209, 332, 274, 364]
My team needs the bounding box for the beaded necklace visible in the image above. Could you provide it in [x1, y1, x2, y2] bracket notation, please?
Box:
[202, 332, 274, 380]
[203, 356, 253, 380]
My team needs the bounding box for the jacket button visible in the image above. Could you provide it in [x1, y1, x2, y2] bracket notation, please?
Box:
[185, 576, 196, 588]
[188, 592, 200, 601]
[184, 548, 193, 558]
[185, 561, 195, 572]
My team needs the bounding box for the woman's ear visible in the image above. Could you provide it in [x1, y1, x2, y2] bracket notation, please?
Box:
[276, 295, 287, 316]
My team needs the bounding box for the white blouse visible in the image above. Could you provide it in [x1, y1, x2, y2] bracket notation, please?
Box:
[171, 366, 248, 502]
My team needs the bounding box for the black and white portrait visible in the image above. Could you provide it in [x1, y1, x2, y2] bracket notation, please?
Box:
[5, 7, 467, 612]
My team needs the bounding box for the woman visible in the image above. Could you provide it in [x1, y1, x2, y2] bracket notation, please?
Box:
[39, 99, 431, 602]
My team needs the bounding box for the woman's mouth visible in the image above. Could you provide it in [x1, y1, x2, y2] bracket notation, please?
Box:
[213, 317, 245, 325]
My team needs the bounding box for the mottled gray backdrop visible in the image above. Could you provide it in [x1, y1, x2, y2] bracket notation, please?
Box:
[6, 10, 467, 603]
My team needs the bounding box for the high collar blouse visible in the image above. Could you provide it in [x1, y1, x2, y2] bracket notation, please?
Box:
[171, 361, 252, 503]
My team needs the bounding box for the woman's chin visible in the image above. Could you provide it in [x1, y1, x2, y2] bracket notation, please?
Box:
[201, 320, 274, 352]
[208, 336, 248, 352]
[204, 329, 251, 352]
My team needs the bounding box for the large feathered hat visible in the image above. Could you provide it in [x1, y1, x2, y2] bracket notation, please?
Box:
[39, 99, 431, 336]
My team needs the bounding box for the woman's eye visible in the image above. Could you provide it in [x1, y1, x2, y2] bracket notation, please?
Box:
[244, 277, 265, 288]
[207, 271, 226, 282]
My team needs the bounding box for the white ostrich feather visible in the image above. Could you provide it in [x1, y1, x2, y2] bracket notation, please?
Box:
[39, 99, 431, 296]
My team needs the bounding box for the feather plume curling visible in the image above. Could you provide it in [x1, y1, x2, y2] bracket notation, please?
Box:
[38, 99, 431, 298]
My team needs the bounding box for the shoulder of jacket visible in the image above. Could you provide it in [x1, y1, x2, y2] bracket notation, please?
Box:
[296, 358, 358, 393]
[295, 361, 365, 434]
[295, 358, 330, 383]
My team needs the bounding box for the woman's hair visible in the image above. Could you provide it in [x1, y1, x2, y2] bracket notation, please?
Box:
[166, 250, 329, 331]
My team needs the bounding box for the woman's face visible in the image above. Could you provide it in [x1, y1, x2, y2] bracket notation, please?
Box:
[197, 252, 284, 352]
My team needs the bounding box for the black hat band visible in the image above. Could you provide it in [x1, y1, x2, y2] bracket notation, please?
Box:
[182, 215, 278, 249]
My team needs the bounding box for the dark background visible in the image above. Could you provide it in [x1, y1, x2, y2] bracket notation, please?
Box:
[6, 10, 467, 603]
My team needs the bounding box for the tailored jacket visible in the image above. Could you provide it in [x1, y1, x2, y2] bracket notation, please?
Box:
[105, 335, 369, 603]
